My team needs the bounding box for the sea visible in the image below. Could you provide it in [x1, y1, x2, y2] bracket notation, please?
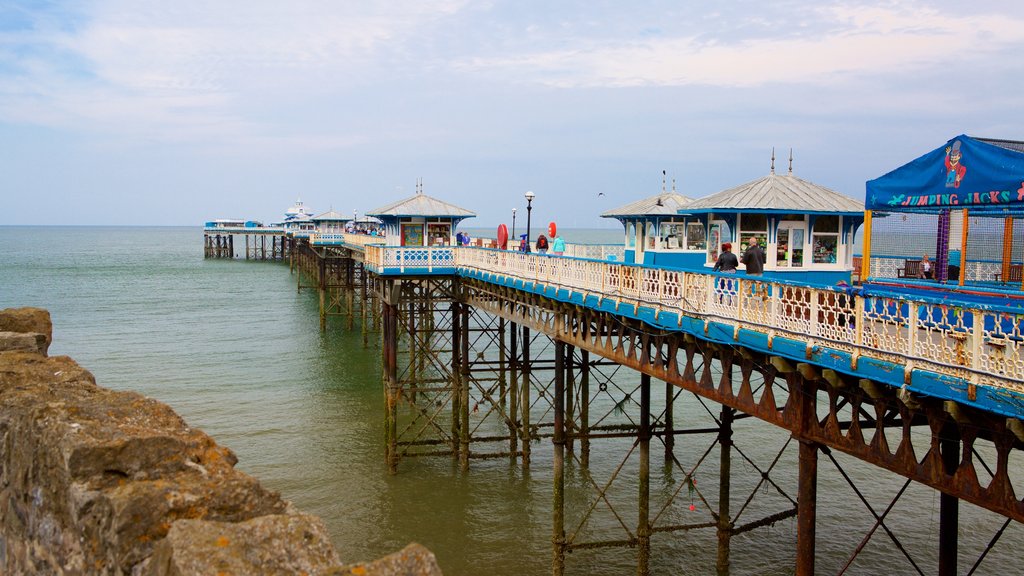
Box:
[1, 225, 1020, 575]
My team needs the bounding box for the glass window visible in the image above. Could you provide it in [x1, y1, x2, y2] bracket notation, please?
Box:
[627, 223, 636, 247]
[686, 223, 706, 250]
[811, 216, 839, 264]
[740, 214, 767, 251]
[743, 213, 768, 231]
[659, 221, 685, 250]
[427, 223, 451, 246]
[813, 236, 838, 264]
[814, 215, 839, 233]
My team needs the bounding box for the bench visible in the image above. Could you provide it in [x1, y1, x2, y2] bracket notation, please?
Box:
[897, 260, 921, 279]
[994, 263, 1023, 284]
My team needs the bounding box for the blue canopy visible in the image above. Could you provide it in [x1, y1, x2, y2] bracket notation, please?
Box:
[866, 135, 1024, 215]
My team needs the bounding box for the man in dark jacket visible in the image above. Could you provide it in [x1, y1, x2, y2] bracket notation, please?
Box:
[742, 236, 765, 275]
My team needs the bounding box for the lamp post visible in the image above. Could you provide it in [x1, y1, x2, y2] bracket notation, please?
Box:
[524, 190, 535, 253]
[511, 208, 517, 248]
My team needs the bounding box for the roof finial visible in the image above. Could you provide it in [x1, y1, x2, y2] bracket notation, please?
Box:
[672, 178, 676, 193]
[416, 177, 423, 195]
[662, 169, 667, 193]
[788, 148, 793, 175]
[770, 148, 776, 174]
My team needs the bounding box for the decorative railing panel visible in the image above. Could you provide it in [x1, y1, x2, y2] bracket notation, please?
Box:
[454, 248, 1024, 399]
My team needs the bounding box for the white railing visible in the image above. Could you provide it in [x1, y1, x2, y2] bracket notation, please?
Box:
[456, 248, 1024, 396]
[563, 243, 626, 261]
[365, 245, 456, 273]
[344, 243, 1024, 396]
[309, 230, 385, 247]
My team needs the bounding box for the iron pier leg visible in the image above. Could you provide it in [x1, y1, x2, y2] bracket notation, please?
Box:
[499, 318, 507, 414]
[383, 297, 399, 474]
[637, 372, 651, 576]
[451, 301, 462, 463]
[580, 350, 590, 469]
[460, 302, 471, 471]
[521, 325, 532, 468]
[509, 321, 520, 462]
[318, 256, 327, 332]
[553, 339, 567, 576]
[664, 380, 675, 464]
[939, 423, 961, 576]
[566, 344, 576, 454]
[796, 439, 818, 576]
[717, 406, 734, 576]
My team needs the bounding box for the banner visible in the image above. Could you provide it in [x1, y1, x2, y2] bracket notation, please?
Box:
[866, 135, 1024, 212]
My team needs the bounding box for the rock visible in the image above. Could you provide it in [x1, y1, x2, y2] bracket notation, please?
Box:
[0, 307, 52, 354]
[331, 543, 443, 576]
[0, 308, 443, 575]
[0, 331, 49, 354]
[143, 513, 340, 576]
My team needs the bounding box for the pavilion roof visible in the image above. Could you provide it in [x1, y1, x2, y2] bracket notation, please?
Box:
[685, 172, 862, 214]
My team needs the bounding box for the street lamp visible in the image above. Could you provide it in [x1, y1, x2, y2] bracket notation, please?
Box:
[511, 208, 517, 249]
[524, 190, 535, 253]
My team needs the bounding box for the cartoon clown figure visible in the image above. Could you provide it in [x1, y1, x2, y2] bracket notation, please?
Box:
[944, 140, 967, 188]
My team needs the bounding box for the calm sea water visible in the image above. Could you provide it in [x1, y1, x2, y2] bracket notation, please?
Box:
[1, 226, 1020, 575]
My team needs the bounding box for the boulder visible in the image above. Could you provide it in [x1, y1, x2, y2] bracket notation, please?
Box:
[0, 307, 52, 354]
[143, 513, 340, 576]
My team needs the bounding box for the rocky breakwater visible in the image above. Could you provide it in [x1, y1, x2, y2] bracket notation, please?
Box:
[0, 307, 441, 575]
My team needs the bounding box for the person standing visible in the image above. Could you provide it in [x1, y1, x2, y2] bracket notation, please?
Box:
[713, 242, 738, 272]
[536, 234, 549, 254]
[742, 236, 765, 275]
[552, 234, 566, 256]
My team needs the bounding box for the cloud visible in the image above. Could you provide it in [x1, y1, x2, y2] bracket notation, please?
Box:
[454, 3, 1024, 88]
[0, 1, 472, 148]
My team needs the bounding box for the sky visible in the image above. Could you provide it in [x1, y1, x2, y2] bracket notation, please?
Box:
[1, 0, 1023, 228]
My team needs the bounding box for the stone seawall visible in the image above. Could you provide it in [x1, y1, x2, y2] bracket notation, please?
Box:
[0, 307, 441, 575]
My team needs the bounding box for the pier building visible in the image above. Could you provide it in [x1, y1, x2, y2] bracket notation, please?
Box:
[207, 143, 1024, 575]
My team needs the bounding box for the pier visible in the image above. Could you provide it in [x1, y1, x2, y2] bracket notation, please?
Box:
[204, 135, 1024, 575]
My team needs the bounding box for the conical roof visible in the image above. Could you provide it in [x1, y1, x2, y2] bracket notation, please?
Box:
[367, 192, 475, 218]
[312, 209, 351, 222]
[601, 192, 695, 218]
[685, 172, 862, 213]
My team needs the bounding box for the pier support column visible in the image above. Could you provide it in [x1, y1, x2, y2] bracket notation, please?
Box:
[580, 350, 590, 469]
[664, 380, 675, 464]
[509, 321, 520, 462]
[795, 439, 818, 576]
[938, 423, 961, 576]
[521, 324, 532, 468]
[383, 294, 399, 474]
[716, 406, 734, 576]
[637, 372, 651, 576]
[553, 339, 567, 576]
[451, 301, 462, 464]
[459, 300, 471, 471]
[318, 256, 327, 332]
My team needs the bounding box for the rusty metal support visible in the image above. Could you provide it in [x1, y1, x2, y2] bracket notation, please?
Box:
[580, 349, 591, 468]
[521, 324, 532, 468]
[553, 338, 567, 576]
[383, 294, 399, 475]
[510, 320, 520, 462]
[717, 405, 734, 576]
[796, 439, 818, 576]
[637, 372, 651, 576]
[451, 300, 463, 463]
[460, 299, 471, 470]
[939, 423, 961, 576]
